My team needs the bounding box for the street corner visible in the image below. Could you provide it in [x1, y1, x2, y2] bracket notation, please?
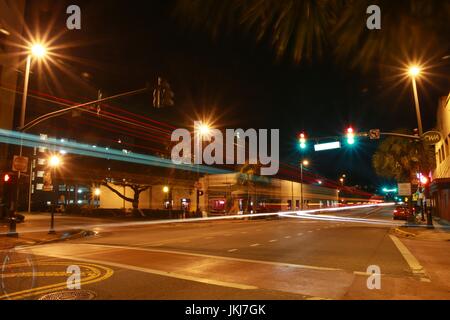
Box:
[392, 227, 417, 239]
[393, 226, 450, 242]
[0, 259, 114, 300]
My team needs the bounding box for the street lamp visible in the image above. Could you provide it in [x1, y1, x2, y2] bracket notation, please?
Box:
[48, 154, 61, 234]
[300, 160, 309, 211]
[408, 65, 434, 227]
[194, 121, 212, 214]
[20, 43, 48, 128]
[93, 188, 101, 207]
[408, 65, 423, 136]
[19, 43, 48, 214]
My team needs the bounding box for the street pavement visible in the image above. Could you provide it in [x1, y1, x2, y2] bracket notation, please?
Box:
[1, 205, 450, 300]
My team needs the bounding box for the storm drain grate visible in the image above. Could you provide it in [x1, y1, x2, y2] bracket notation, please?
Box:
[39, 290, 96, 300]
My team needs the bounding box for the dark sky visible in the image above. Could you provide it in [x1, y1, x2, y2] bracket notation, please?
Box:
[23, 0, 450, 190]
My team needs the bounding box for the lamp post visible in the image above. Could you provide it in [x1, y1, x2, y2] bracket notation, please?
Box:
[408, 66, 423, 136]
[194, 121, 211, 215]
[48, 154, 61, 234]
[300, 160, 309, 211]
[18, 44, 48, 214]
[407, 66, 433, 227]
[94, 188, 101, 208]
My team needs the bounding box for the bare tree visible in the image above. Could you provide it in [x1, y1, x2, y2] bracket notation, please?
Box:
[102, 180, 150, 216]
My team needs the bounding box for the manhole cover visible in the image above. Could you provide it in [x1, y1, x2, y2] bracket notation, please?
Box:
[39, 290, 96, 300]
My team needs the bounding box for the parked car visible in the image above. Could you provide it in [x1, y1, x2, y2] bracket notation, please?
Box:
[393, 206, 412, 220]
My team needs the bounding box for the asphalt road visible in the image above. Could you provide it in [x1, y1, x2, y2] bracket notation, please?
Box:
[2, 205, 449, 300]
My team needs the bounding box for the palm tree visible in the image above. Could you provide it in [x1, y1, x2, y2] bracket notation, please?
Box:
[372, 131, 435, 182]
[174, 0, 449, 69]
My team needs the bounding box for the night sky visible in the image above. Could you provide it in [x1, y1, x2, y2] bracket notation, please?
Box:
[22, 0, 450, 191]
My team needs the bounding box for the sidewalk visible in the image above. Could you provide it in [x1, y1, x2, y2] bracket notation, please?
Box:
[390, 217, 450, 298]
[395, 216, 450, 241]
[1, 212, 105, 250]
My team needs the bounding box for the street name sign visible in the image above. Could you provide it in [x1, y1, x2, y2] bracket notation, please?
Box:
[422, 131, 442, 145]
[12, 155, 29, 173]
[397, 183, 412, 196]
[314, 141, 341, 152]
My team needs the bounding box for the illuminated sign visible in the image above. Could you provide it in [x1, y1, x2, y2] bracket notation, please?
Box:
[314, 141, 341, 152]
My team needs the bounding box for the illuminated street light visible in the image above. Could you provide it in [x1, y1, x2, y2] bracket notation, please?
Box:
[163, 186, 170, 193]
[30, 43, 47, 58]
[407, 64, 424, 136]
[408, 65, 421, 78]
[48, 155, 61, 168]
[94, 188, 101, 196]
[300, 159, 310, 211]
[20, 42, 49, 213]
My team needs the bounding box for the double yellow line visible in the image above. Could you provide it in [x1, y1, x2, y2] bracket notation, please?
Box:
[0, 262, 114, 300]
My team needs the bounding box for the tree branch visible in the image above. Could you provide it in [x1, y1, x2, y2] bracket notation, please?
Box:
[102, 182, 134, 203]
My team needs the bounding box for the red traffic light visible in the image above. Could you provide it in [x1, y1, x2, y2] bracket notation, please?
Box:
[3, 174, 10, 183]
[299, 132, 307, 149]
[420, 175, 429, 185]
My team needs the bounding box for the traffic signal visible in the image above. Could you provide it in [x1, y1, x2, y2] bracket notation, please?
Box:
[152, 87, 161, 108]
[346, 127, 355, 145]
[160, 79, 174, 107]
[2, 172, 16, 204]
[152, 77, 175, 108]
[419, 174, 429, 185]
[299, 133, 307, 149]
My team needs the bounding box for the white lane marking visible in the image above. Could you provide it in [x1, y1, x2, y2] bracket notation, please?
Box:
[284, 236, 291, 239]
[307, 230, 313, 233]
[57, 243, 343, 272]
[228, 249, 238, 253]
[389, 235, 429, 279]
[269, 239, 277, 243]
[316, 229, 321, 231]
[240, 232, 248, 234]
[30, 252, 257, 290]
[297, 233, 303, 236]
[250, 243, 260, 247]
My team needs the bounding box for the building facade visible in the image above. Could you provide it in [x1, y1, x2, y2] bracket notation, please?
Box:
[431, 94, 450, 221]
[0, 0, 26, 170]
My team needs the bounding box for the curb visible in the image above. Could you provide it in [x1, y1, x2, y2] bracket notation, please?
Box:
[393, 227, 417, 238]
[12, 229, 97, 248]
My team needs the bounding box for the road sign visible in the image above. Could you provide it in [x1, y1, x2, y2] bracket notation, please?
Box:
[12, 156, 29, 173]
[314, 141, 341, 152]
[397, 183, 412, 196]
[422, 131, 442, 145]
[369, 129, 380, 140]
